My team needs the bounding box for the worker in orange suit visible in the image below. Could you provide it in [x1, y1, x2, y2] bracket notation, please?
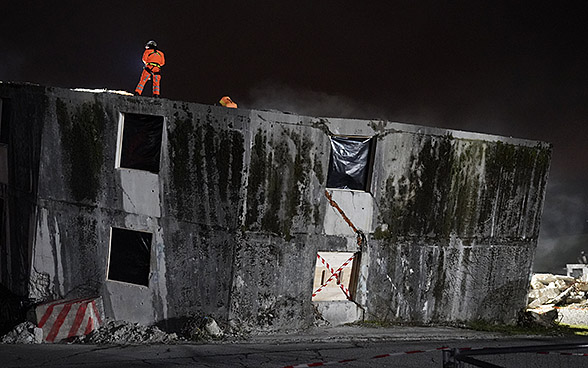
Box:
[135, 40, 165, 97]
[219, 96, 238, 108]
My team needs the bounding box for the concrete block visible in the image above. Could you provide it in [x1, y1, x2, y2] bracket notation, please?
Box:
[203, 317, 223, 337]
[557, 306, 588, 326]
[525, 306, 558, 327]
[533, 273, 557, 285]
[530, 279, 544, 289]
[33, 296, 104, 342]
[314, 301, 363, 326]
[528, 287, 560, 301]
[0, 322, 43, 344]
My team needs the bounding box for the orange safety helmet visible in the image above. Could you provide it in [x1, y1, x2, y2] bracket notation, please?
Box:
[219, 96, 238, 108]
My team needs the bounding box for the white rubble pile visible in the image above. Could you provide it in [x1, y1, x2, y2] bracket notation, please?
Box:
[75, 320, 178, 345]
[0, 322, 43, 344]
[528, 273, 588, 308]
[526, 273, 588, 326]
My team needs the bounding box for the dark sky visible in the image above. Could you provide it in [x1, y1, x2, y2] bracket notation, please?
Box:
[2, 1, 587, 273]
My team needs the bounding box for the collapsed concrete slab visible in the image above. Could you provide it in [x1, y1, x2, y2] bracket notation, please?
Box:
[0, 81, 552, 332]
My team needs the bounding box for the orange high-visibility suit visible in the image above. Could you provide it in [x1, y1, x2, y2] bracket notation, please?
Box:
[135, 48, 165, 96]
[219, 96, 238, 108]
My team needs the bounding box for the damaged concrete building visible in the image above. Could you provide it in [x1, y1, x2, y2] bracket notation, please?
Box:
[0, 81, 551, 332]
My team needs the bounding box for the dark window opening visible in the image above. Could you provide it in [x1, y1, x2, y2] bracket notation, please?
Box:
[108, 227, 152, 286]
[0, 99, 10, 144]
[119, 113, 164, 173]
[326, 136, 375, 191]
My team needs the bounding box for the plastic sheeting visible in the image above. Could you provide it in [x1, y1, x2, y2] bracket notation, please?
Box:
[326, 136, 373, 190]
[120, 113, 164, 173]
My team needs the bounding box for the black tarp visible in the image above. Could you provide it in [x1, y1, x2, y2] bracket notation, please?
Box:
[108, 228, 152, 287]
[120, 113, 164, 173]
[326, 136, 373, 190]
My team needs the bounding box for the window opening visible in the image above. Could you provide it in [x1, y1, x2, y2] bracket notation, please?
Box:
[107, 227, 152, 286]
[326, 136, 375, 191]
[312, 251, 358, 301]
[118, 113, 164, 173]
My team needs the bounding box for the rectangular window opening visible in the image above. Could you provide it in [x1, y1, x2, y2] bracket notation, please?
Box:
[116, 113, 164, 173]
[107, 227, 152, 287]
[326, 135, 376, 192]
[312, 251, 359, 302]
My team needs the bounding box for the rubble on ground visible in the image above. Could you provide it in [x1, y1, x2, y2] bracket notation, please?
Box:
[526, 273, 588, 326]
[74, 320, 179, 344]
[0, 322, 43, 344]
[528, 273, 588, 308]
[0, 315, 231, 345]
[181, 315, 226, 341]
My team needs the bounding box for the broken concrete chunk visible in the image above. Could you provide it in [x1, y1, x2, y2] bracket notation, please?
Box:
[554, 279, 572, 290]
[0, 322, 43, 344]
[203, 317, 223, 337]
[528, 287, 560, 301]
[525, 306, 558, 327]
[554, 275, 576, 283]
[533, 274, 557, 285]
[546, 285, 575, 305]
[77, 320, 178, 344]
[530, 279, 545, 289]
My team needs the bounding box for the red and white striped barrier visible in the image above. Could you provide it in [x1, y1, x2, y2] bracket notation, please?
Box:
[35, 297, 104, 342]
[282, 346, 449, 367]
[312, 253, 355, 299]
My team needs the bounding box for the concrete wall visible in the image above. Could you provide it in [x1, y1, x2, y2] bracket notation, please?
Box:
[0, 81, 551, 331]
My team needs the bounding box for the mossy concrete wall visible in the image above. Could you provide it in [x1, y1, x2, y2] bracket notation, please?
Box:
[0, 82, 551, 331]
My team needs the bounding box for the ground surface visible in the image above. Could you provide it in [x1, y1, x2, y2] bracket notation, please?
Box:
[2, 325, 588, 367]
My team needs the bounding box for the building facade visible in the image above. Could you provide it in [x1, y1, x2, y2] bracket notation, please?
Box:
[0, 82, 551, 331]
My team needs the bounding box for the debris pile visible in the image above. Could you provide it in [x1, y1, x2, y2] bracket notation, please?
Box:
[0, 322, 43, 344]
[181, 315, 225, 341]
[527, 273, 588, 308]
[526, 273, 588, 326]
[74, 320, 179, 345]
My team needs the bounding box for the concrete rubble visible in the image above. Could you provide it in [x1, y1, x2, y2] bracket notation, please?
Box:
[0, 315, 231, 344]
[0, 322, 43, 344]
[527, 273, 588, 326]
[74, 320, 179, 344]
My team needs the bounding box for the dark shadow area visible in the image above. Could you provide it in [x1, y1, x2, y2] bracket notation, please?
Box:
[120, 113, 164, 173]
[108, 228, 152, 287]
[0, 283, 26, 335]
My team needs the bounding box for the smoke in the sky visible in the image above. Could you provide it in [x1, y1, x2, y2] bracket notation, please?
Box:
[534, 179, 588, 273]
[247, 82, 390, 121]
